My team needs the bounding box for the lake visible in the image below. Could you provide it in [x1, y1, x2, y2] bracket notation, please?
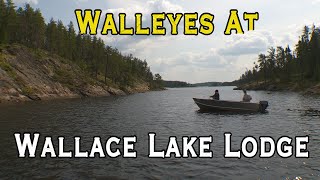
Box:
[0, 86, 319, 179]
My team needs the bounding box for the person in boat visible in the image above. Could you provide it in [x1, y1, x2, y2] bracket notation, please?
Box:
[242, 90, 252, 102]
[211, 90, 220, 100]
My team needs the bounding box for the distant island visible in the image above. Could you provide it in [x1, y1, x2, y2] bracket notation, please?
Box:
[163, 80, 237, 88]
[236, 25, 320, 95]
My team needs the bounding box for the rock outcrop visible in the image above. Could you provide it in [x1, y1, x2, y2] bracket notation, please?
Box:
[0, 44, 150, 103]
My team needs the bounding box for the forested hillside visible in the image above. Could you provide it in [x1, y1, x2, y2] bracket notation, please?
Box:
[237, 25, 320, 93]
[0, 0, 163, 90]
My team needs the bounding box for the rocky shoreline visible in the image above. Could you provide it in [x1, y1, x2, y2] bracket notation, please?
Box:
[0, 45, 157, 104]
[234, 81, 320, 95]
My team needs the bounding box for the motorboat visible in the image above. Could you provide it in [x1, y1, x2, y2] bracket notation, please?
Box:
[193, 98, 268, 113]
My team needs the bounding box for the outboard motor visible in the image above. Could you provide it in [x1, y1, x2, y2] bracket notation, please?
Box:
[259, 101, 269, 112]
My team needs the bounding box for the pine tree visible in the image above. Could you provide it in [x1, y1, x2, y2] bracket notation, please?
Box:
[67, 21, 76, 61]
[32, 9, 46, 48]
[284, 45, 293, 80]
[56, 20, 67, 56]
[257, 54, 267, 84]
[0, 0, 7, 43]
[309, 26, 320, 80]
[267, 47, 276, 79]
[22, 4, 35, 46]
[5, 0, 17, 43]
[46, 18, 58, 52]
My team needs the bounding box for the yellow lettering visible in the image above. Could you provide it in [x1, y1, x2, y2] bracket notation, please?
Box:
[224, 9, 244, 35]
[75, 9, 101, 35]
[101, 14, 118, 35]
[243, 12, 259, 31]
[199, 13, 214, 35]
[151, 13, 166, 35]
[166, 13, 183, 35]
[184, 13, 198, 35]
[135, 13, 150, 35]
[119, 13, 134, 35]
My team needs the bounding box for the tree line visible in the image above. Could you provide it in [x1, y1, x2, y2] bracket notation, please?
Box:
[238, 25, 320, 85]
[0, 0, 163, 89]
[163, 81, 237, 88]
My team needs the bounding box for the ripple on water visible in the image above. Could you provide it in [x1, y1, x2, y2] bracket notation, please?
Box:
[0, 87, 319, 179]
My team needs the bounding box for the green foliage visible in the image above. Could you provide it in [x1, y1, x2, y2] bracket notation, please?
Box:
[149, 73, 164, 89]
[0, 1, 164, 89]
[52, 69, 75, 86]
[0, 59, 12, 71]
[239, 25, 320, 85]
[0, 59, 18, 80]
[32, 48, 46, 59]
[0, 59, 27, 86]
[21, 86, 34, 95]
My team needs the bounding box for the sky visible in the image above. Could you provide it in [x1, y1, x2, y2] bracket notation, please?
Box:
[12, 0, 320, 83]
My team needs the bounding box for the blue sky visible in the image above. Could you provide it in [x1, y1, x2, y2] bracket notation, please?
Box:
[13, 0, 320, 83]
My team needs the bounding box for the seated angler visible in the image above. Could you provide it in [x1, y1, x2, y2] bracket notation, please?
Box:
[211, 90, 220, 100]
[242, 90, 252, 102]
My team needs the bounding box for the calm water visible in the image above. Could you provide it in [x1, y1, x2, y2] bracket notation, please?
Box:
[0, 86, 320, 179]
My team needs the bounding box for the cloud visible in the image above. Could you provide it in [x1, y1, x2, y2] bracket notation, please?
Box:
[218, 30, 275, 56]
[97, 0, 252, 82]
[98, 0, 188, 56]
[150, 48, 239, 82]
[104, 0, 183, 23]
[98, 4, 275, 82]
[155, 50, 225, 69]
[312, 0, 320, 4]
[13, 0, 38, 4]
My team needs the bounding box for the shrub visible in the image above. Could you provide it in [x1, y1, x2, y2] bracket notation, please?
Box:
[21, 86, 34, 95]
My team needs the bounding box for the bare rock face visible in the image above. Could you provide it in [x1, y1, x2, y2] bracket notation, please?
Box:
[304, 84, 320, 95]
[107, 87, 126, 96]
[79, 85, 111, 97]
[0, 45, 149, 103]
[124, 82, 150, 94]
[0, 45, 82, 102]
